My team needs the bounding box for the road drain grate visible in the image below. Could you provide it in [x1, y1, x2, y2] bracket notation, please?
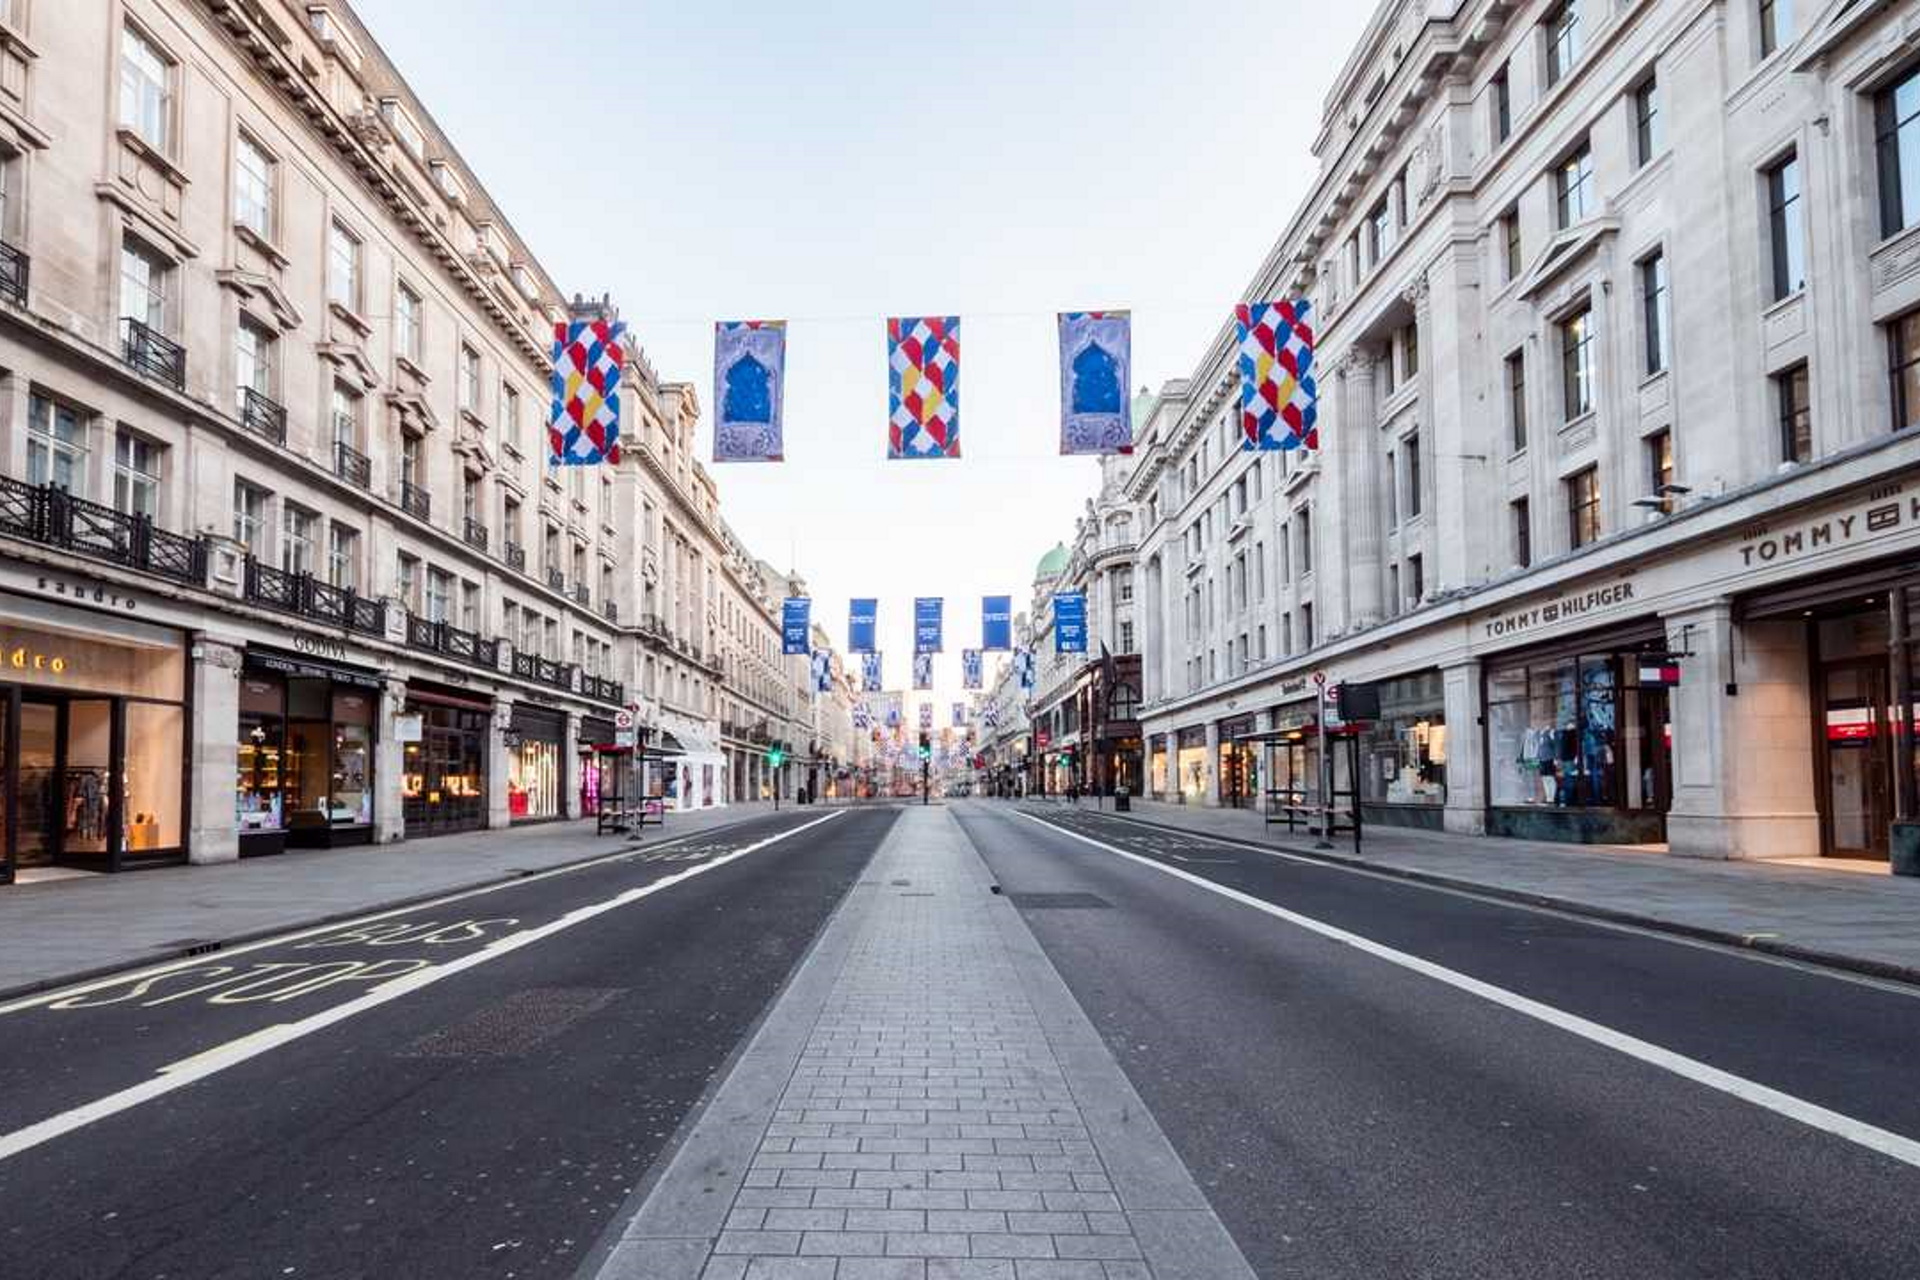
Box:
[1006, 892, 1112, 910]
[399, 987, 622, 1059]
[898, 891, 936, 897]
[163, 938, 222, 956]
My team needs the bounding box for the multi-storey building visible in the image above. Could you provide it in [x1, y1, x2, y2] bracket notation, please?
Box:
[1121, 0, 1920, 867]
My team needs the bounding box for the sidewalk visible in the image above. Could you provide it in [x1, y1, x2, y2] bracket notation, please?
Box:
[0, 801, 790, 1001]
[1027, 796, 1920, 983]
[597, 805, 1252, 1280]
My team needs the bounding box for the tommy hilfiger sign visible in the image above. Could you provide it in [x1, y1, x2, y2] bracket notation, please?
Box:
[1481, 580, 1637, 640]
[1736, 483, 1920, 569]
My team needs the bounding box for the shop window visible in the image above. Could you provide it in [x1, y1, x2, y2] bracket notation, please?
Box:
[1766, 152, 1805, 301]
[238, 675, 285, 834]
[27, 393, 87, 493]
[1360, 672, 1447, 808]
[1876, 65, 1920, 238]
[1487, 652, 1668, 816]
[1777, 363, 1811, 462]
[1889, 309, 1920, 433]
[1567, 466, 1601, 548]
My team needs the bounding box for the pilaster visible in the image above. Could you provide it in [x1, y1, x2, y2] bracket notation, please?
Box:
[375, 676, 408, 842]
[487, 698, 513, 830]
[187, 635, 244, 865]
[1441, 657, 1485, 835]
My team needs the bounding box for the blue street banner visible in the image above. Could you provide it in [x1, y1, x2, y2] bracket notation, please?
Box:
[952, 702, 966, 728]
[862, 651, 883, 692]
[811, 649, 832, 693]
[962, 649, 983, 690]
[885, 694, 903, 728]
[981, 595, 1013, 651]
[848, 598, 878, 653]
[712, 321, 786, 462]
[1053, 592, 1087, 653]
[1058, 310, 1134, 455]
[914, 597, 944, 653]
[782, 597, 811, 656]
[913, 652, 933, 690]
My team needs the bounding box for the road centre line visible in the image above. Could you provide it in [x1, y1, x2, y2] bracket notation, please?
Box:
[1015, 810, 1920, 1172]
[0, 810, 846, 1166]
[0, 812, 802, 1017]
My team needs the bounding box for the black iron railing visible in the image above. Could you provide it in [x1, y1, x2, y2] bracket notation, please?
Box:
[510, 649, 576, 692]
[122, 317, 185, 391]
[463, 517, 489, 552]
[400, 481, 431, 521]
[570, 582, 590, 607]
[334, 440, 371, 490]
[239, 387, 288, 445]
[546, 566, 565, 593]
[405, 613, 498, 669]
[0, 240, 29, 308]
[504, 541, 526, 572]
[243, 558, 385, 636]
[0, 476, 207, 586]
[582, 673, 624, 704]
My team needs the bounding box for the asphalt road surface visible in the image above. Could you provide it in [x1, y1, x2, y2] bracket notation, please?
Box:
[957, 801, 1920, 1279]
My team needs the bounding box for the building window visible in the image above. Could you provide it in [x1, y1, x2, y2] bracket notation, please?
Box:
[1545, 1, 1580, 87]
[1567, 466, 1601, 548]
[1889, 310, 1920, 432]
[1506, 350, 1528, 453]
[113, 428, 160, 519]
[331, 382, 361, 450]
[1298, 507, 1313, 575]
[396, 282, 422, 363]
[1492, 64, 1512, 144]
[119, 236, 170, 331]
[1560, 308, 1595, 420]
[27, 393, 86, 492]
[233, 479, 268, 552]
[1500, 206, 1523, 282]
[1646, 429, 1675, 512]
[1777, 363, 1811, 462]
[1406, 431, 1422, 518]
[397, 552, 420, 612]
[1120, 620, 1135, 653]
[401, 432, 423, 490]
[1876, 67, 1920, 237]
[460, 579, 480, 632]
[462, 472, 481, 527]
[1555, 142, 1594, 229]
[459, 343, 480, 415]
[119, 24, 172, 152]
[1368, 198, 1393, 265]
[502, 383, 520, 448]
[1385, 450, 1399, 526]
[1408, 553, 1424, 604]
[236, 316, 274, 413]
[1632, 75, 1662, 168]
[1399, 322, 1420, 380]
[328, 523, 358, 590]
[1766, 152, 1805, 301]
[234, 133, 274, 238]
[426, 568, 452, 624]
[281, 505, 316, 576]
[1512, 497, 1532, 568]
[1640, 251, 1670, 375]
[328, 219, 361, 312]
[1758, 0, 1792, 59]
[1301, 602, 1315, 648]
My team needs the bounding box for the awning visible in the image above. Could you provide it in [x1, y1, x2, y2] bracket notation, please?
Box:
[653, 730, 689, 758]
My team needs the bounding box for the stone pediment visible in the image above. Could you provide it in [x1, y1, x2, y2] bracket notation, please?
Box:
[1516, 216, 1619, 306]
[216, 268, 303, 332]
[384, 387, 439, 433]
[317, 340, 381, 392]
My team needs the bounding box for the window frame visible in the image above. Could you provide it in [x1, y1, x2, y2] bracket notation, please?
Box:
[118, 233, 172, 332]
[1567, 466, 1601, 549]
[1766, 151, 1806, 302]
[1554, 141, 1594, 230]
[1559, 306, 1596, 422]
[112, 426, 161, 521]
[395, 281, 423, 363]
[1888, 309, 1920, 433]
[1639, 250, 1670, 376]
[1513, 496, 1533, 569]
[1544, 0, 1581, 88]
[1491, 64, 1512, 144]
[1877, 67, 1920, 240]
[119, 21, 174, 155]
[27, 392, 88, 494]
[1632, 74, 1662, 168]
[1776, 362, 1812, 463]
[233, 130, 275, 240]
[327, 218, 362, 314]
[1506, 349, 1529, 453]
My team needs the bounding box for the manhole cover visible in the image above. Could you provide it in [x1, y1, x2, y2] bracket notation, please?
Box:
[1007, 892, 1112, 910]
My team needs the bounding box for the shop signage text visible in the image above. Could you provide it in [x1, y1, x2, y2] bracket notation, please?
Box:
[4, 641, 67, 675]
[291, 631, 349, 662]
[1737, 488, 1920, 568]
[34, 575, 138, 610]
[1482, 581, 1636, 640]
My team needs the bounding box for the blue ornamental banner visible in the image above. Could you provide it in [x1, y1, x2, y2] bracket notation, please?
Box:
[1053, 592, 1087, 653]
[712, 321, 787, 463]
[862, 651, 883, 692]
[849, 598, 878, 653]
[885, 693, 903, 728]
[811, 649, 832, 693]
[782, 597, 811, 656]
[952, 702, 967, 728]
[1014, 648, 1036, 692]
[914, 597, 944, 653]
[962, 649, 983, 690]
[1058, 311, 1133, 455]
[913, 652, 933, 690]
[981, 595, 1013, 651]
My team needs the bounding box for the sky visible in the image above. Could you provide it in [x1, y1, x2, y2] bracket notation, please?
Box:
[354, 0, 1374, 713]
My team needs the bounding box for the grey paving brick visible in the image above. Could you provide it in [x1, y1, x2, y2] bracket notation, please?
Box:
[969, 1234, 1058, 1260]
[885, 1231, 973, 1257]
[743, 1260, 838, 1280]
[798, 1231, 889, 1257]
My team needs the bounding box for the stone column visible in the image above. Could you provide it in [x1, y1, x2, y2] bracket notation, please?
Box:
[561, 710, 583, 819]
[486, 700, 513, 830]
[375, 676, 409, 843]
[1339, 351, 1383, 630]
[188, 636, 244, 865]
[1203, 720, 1222, 806]
[1441, 658, 1485, 835]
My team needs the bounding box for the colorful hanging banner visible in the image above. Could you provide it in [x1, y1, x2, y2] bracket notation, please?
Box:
[962, 649, 983, 690]
[1014, 648, 1036, 692]
[1236, 300, 1318, 452]
[913, 651, 933, 690]
[849, 598, 878, 653]
[862, 651, 884, 692]
[1058, 311, 1133, 455]
[852, 700, 873, 730]
[712, 320, 786, 462]
[983, 702, 1000, 728]
[548, 318, 627, 467]
[1053, 592, 1087, 653]
[952, 702, 967, 728]
[811, 649, 832, 693]
[981, 595, 1013, 651]
[782, 597, 811, 656]
[919, 702, 934, 731]
[887, 316, 961, 459]
[914, 597, 944, 653]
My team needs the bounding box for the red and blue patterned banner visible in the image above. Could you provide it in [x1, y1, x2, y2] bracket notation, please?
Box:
[888, 317, 960, 459]
[713, 320, 786, 462]
[1058, 311, 1132, 455]
[548, 319, 627, 467]
[1236, 300, 1317, 451]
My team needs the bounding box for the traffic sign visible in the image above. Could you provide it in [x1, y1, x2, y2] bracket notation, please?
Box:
[614, 709, 635, 730]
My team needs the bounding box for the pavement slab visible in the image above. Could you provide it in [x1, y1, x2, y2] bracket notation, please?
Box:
[595, 806, 1252, 1280]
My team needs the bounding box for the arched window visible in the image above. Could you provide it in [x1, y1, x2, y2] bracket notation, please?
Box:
[1107, 682, 1140, 720]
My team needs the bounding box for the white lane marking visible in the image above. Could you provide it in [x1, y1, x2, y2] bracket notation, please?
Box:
[0, 815, 793, 1016]
[0, 810, 847, 1164]
[1015, 810, 1920, 1171]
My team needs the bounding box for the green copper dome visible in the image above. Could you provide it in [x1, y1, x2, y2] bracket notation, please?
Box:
[1034, 542, 1070, 581]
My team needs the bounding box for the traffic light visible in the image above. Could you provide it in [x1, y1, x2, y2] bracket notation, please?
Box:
[766, 745, 786, 769]
[918, 731, 932, 762]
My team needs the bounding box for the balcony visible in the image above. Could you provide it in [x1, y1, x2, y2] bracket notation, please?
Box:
[639, 613, 671, 642]
[510, 648, 573, 692]
[400, 481, 431, 522]
[238, 387, 288, 446]
[570, 581, 590, 607]
[463, 517, 489, 552]
[122, 318, 185, 391]
[545, 566, 565, 593]
[334, 440, 371, 490]
[504, 541, 526, 572]
[581, 673, 624, 704]
[243, 558, 384, 635]
[0, 240, 29, 307]
[0, 477, 207, 586]
[601, 598, 619, 623]
[405, 613, 499, 669]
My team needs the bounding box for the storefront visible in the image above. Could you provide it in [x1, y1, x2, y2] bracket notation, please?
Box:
[1358, 670, 1448, 831]
[1483, 622, 1672, 844]
[577, 714, 629, 818]
[236, 648, 380, 856]
[401, 684, 490, 838]
[1217, 714, 1258, 808]
[1174, 726, 1207, 802]
[0, 593, 188, 880]
[505, 703, 566, 824]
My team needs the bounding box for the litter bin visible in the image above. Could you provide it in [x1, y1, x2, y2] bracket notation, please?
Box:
[1113, 786, 1131, 813]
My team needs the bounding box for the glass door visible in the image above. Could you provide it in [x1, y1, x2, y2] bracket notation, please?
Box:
[1820, 660, 1892, 859]
[17, 698, 60, 868]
